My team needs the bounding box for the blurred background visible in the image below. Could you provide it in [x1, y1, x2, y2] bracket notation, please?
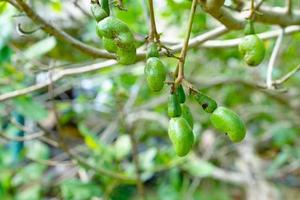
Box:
[0, 0, 300, 199]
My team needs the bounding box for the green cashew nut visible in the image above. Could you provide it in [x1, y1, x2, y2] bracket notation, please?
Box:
[96, 17, 131, 39]
[176, 84, 186, 104]
[239, 34, 265, 66]
[168, 117, 194, 157]
[147, 42, 159, 59]
[145, 57, 166, 91]
[181, 104, 193, 129]
[116, 47, 136, 65]
[194, 92, 218, 113]
[96, 16, 137, 65]
[91, 3, 108, 22]
[168, 92, 182, 118]
[115, 32, 135, 49]
[103, 38, 117, 53]
[210, 106, 246, 142]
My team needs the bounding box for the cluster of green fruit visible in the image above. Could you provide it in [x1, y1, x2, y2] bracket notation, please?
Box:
[91, 0, 136, 65]
[239, 19, 266, 66]
[144, 44, 246, 157]
[168, 85, 194, 157]
[194, 92, 246, 143]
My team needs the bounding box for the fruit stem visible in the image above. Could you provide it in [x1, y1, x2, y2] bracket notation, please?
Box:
[175, 0, 197, 84]
[249, 0, 255, 19]
[148, 0, 160, 43]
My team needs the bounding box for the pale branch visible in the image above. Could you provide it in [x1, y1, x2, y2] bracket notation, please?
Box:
[13, 0, 115, 59]
[0, 60, 116, 102]
[171, 26, 228, 51]
[200, 26, 300, 48]
[266, 28, 284, 89]
[211, 166, 247, 185]
[164, 25, 300, 49]
[273, 64, 300, 86]
[0, 131, 44, 142]
[198, 1, 300, 29]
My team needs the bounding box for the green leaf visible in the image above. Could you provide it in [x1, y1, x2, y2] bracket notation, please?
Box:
[50, 0, 62, 12]
[23, 37, 56, 59]
[13, 97, 48, 121]
[26, 141, 49, 160]
[0, 2, 8, 14]
[60, 179, 102, 200]
[0, 45, 12, 64]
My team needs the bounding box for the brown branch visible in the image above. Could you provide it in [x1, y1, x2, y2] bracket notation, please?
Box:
[13, 0, 115, 59]
[147, 0, 159, 42]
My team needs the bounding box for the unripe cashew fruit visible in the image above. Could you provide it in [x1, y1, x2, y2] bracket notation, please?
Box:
[115, 32, 136, 49]
[145, 57, 166, 91]
[194, 92, 218, 113]
[103, 38, 117, 53]
[96, 16, 137, 65]
[210, 106, 246, 142]
[91, 3, 108, 22]
[116, 47, 136, 65]
[168, 117, 194, 157]
[205, 0, 225, 11]
[97, 17, 130, 39]
[177, 84, 186, 104]
[147, 42, 160, 58]
[239, 34, 265, 66]
[181, 104, 194, 129]
[168, 92, 182, 118]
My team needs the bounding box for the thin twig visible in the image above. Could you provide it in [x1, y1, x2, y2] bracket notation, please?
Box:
[286, 0, 292, 15]
[273, 64, 300, 86]
[147, 0, 159, 42]
[27, 156, 73, 166]
[266, 28, 284, 89]
[175, 0, 197, 84]
[73, 0, 90, 17]
[0, 131, 44, 142]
